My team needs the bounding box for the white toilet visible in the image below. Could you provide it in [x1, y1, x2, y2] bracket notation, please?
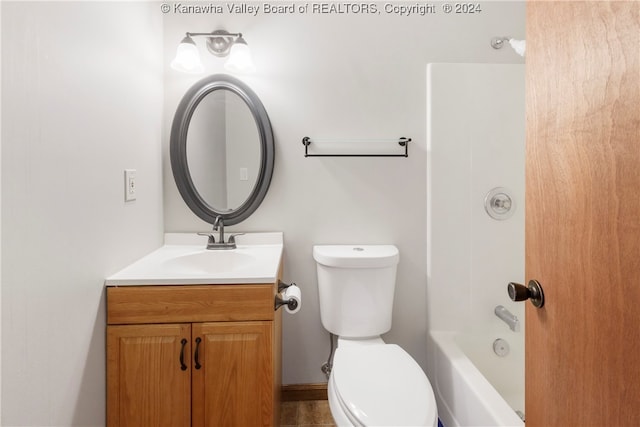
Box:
[314, 245, 438, 427]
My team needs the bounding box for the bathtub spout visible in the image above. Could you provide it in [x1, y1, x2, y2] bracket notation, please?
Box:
[495, 305, 520, 332]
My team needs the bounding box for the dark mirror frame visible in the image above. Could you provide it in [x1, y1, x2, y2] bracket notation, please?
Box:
[170, 74, 275, 226]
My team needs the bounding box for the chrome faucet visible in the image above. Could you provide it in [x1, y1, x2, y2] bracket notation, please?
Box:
[213, 215, 225, 244]
[197, 216, 242, 250]
[494, 305, 520, 332]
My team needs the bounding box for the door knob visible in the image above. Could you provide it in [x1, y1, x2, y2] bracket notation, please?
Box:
[508, 280, 545, 308]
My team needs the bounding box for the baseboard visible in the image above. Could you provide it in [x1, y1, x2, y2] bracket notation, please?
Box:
[281, 383, 328, 401]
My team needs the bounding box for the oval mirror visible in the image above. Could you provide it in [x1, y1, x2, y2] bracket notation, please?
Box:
[170, 74, 274, 225]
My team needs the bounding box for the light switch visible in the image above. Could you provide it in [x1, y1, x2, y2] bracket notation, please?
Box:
[240, 168, 248, 181]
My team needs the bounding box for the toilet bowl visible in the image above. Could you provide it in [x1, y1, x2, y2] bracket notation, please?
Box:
[328, 338, 438, 427]
[314, 245, 438, 427]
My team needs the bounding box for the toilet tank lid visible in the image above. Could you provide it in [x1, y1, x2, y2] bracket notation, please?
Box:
[313, 245, 399, 268]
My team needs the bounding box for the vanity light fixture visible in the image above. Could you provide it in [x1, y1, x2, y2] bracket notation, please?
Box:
[171, 30, 255, 74]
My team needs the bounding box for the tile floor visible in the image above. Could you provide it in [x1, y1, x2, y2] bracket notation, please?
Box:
[281, 400, 336, 427]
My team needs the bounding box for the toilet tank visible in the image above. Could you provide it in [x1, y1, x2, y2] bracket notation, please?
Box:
[313, 245, 399, 338]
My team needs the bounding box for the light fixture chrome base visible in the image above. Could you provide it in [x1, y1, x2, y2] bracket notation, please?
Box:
[206, 30, 236, 57]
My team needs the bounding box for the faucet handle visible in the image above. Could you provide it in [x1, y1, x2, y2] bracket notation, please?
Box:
[227, 233, 245, 244]
[197, 232, 215, 244]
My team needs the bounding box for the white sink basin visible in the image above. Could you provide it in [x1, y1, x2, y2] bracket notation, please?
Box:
[161, 250, 257, 275]
[105, 232, 283, 286]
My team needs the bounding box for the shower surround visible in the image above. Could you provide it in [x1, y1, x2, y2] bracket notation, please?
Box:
[426, 63, 525, 426]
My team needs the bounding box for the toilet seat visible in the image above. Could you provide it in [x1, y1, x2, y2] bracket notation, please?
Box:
[331, 343, 437, 427]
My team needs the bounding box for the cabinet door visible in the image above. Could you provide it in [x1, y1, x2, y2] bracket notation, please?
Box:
[192, 321, 273, 427]
[107, 324, 191, 427]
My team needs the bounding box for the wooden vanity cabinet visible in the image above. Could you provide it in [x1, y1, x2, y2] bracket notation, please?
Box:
[106, 283, 282, 427]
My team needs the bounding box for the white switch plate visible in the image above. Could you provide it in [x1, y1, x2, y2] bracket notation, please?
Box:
[124, 169, 137, 202]
[240, 167, 248, 181]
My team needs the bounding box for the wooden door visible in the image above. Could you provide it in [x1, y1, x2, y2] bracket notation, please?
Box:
[106, 323, 192, 427]
[525, 2, 640, 426]
[192, 321, 273, 427]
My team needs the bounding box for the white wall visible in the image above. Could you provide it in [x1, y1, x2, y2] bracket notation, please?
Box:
[1, 2, 164, 425]
[163, 3, 525, 384]
[0, 1, 3, 419]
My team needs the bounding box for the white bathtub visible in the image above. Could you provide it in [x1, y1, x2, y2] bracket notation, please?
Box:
[429, 331, 524, 427]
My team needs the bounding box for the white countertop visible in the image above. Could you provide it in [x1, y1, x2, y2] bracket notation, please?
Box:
[105, 232, 283, 286]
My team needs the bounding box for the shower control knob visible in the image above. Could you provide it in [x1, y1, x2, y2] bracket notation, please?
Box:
[508, 280, 545, 308]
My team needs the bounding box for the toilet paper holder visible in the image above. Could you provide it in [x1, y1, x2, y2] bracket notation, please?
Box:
[274, 280, 299, 311]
